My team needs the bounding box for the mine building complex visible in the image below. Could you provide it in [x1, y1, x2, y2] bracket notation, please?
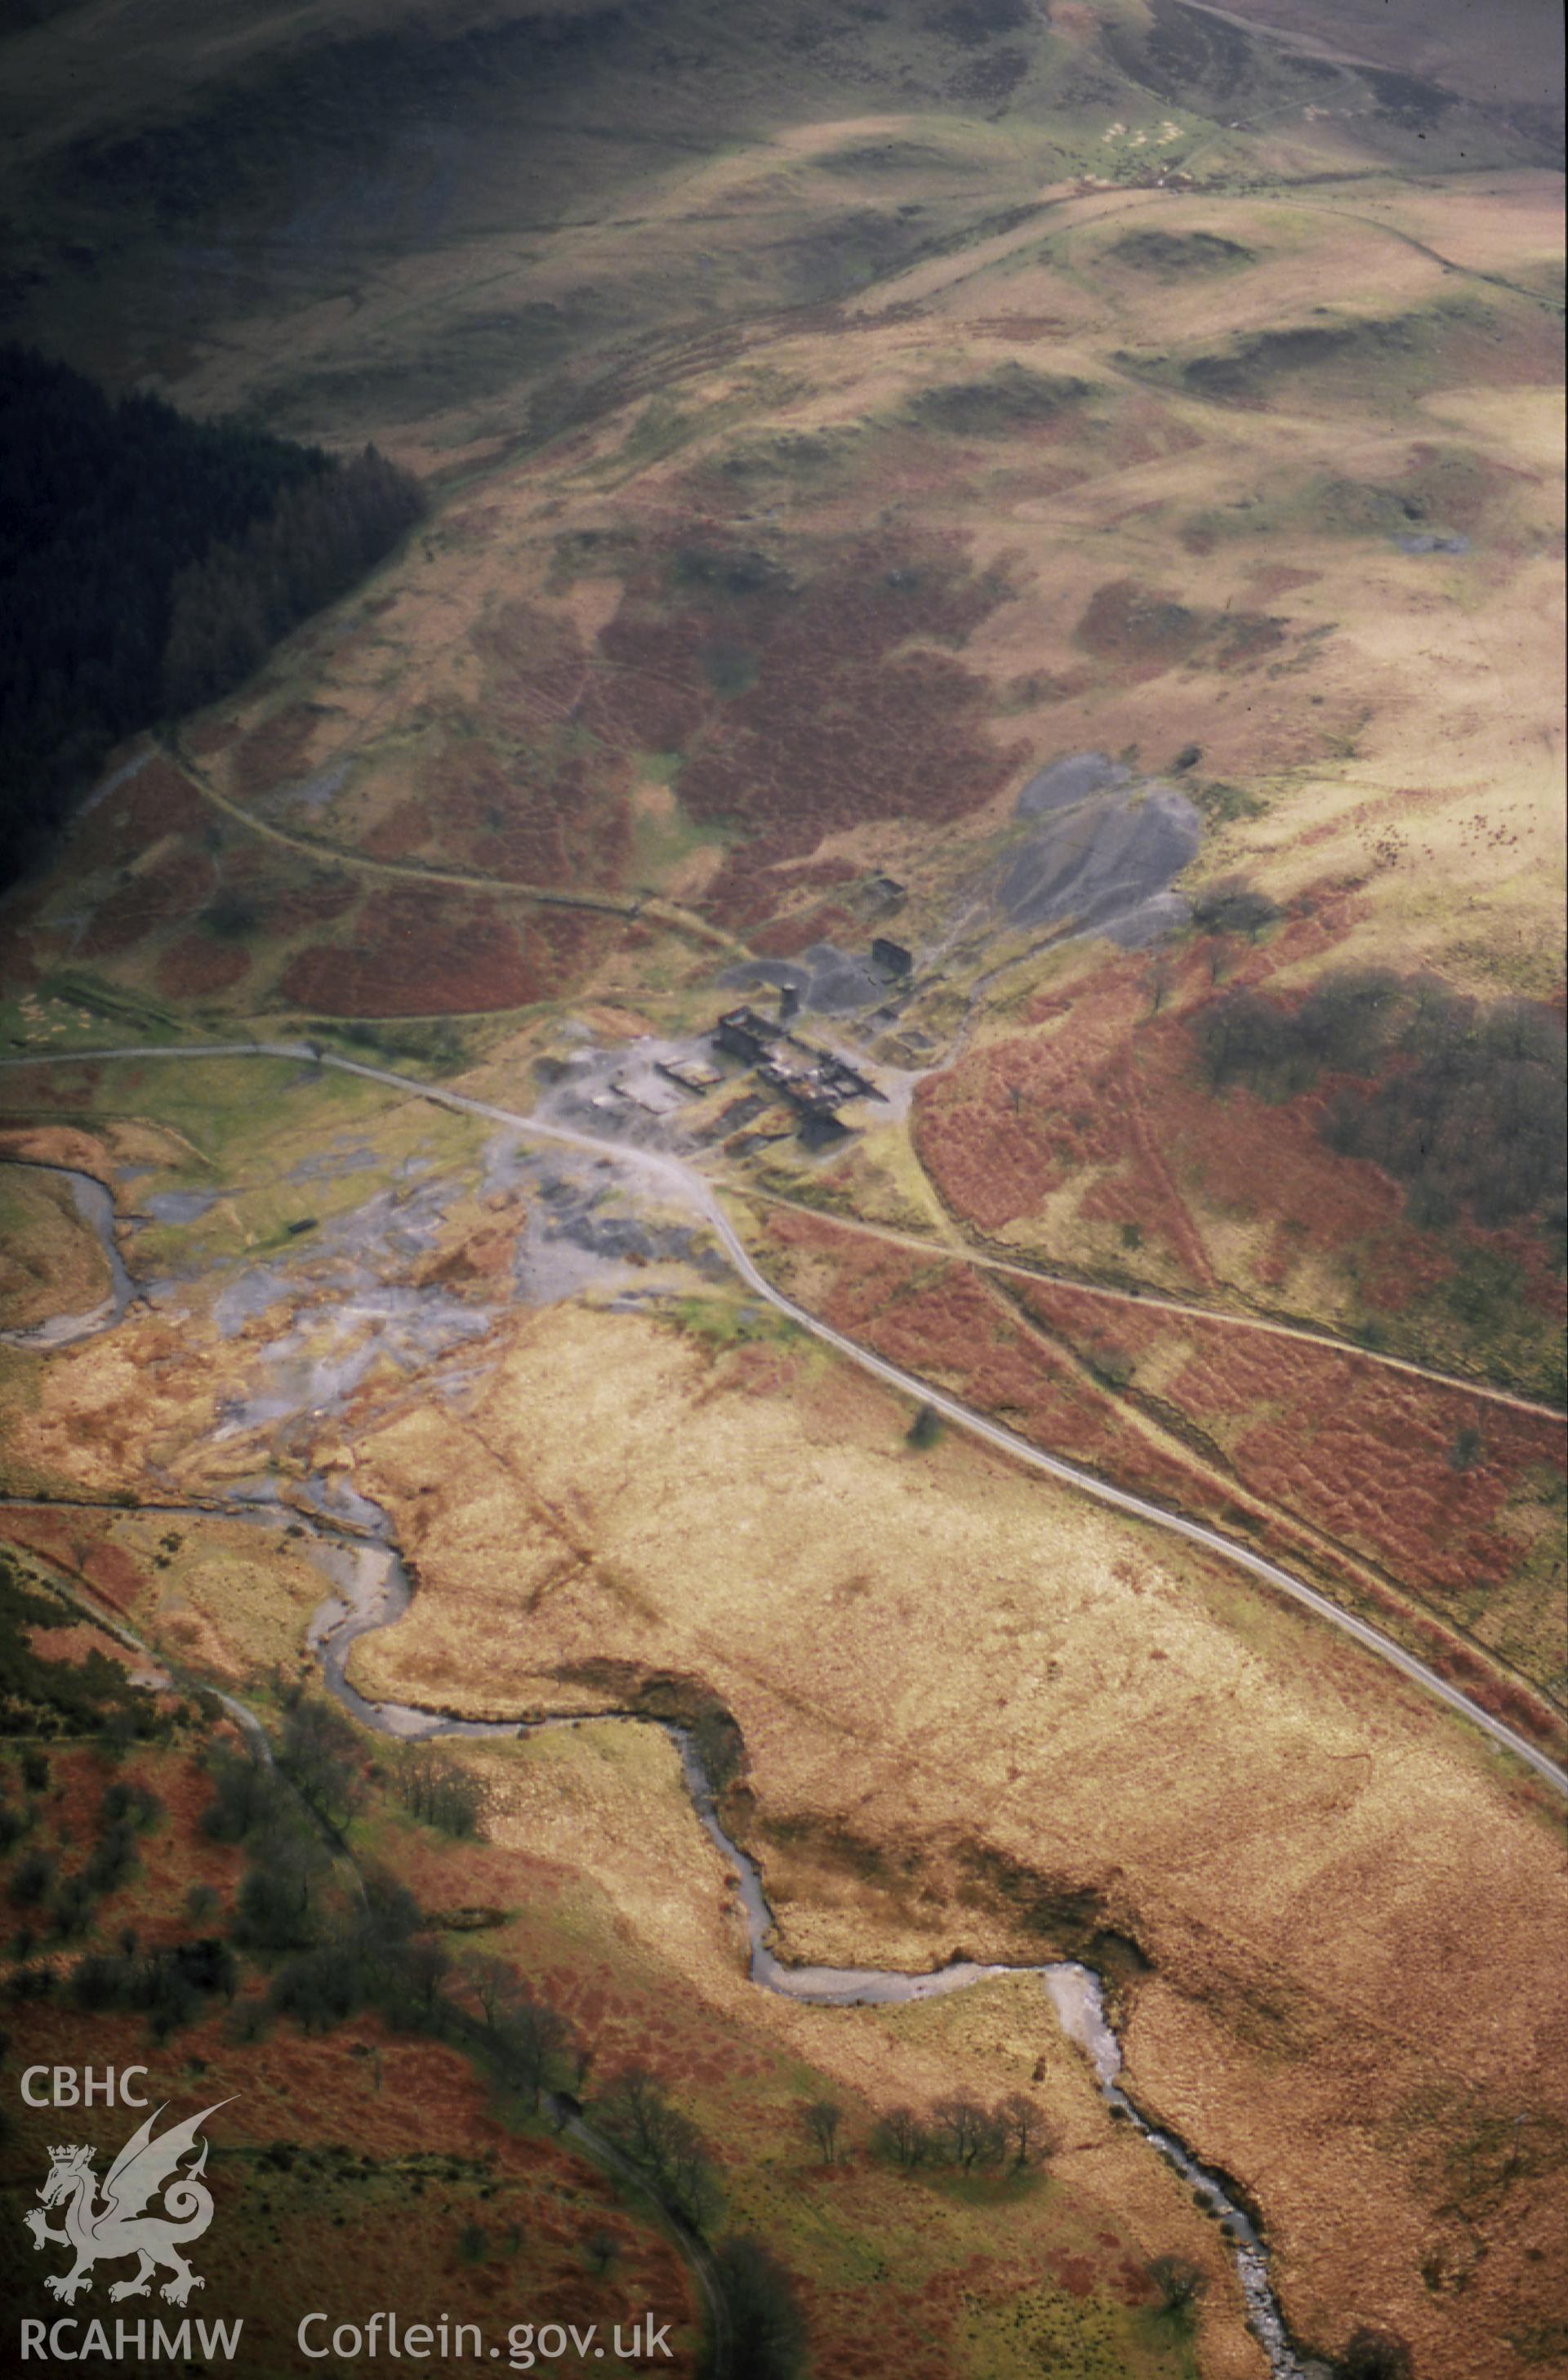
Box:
[713, 1005, 884, 1139]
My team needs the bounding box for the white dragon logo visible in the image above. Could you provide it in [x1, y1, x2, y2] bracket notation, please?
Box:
[24, 2100, 233, 2306]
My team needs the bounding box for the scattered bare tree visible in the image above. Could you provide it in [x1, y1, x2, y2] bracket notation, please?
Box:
[996, 2092, 1054, 2168]
[394, 1743, 486, 1838]
[1149, 2253, 1206, 2313]
[800, 2100, 843, 2166]
[462, 1950, 516, 2032]
[497, 1990, 572, 2110]
[932, 2094, 1003, 2172]
[598, 2068, 719, 2230]
[278, 1697, 363, 1830]
[871, 2106, 928, 2168]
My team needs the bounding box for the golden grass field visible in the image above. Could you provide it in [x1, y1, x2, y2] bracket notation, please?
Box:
[339, 1298, 1567, 2375]
[0, 1164, 109, 1335]
[0, 2, 1563, 2373]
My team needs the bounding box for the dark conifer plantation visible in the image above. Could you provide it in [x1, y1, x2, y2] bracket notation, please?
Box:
[0, 345, 424, 886]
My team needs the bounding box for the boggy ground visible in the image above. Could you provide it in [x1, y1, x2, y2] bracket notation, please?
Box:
[336, 1295, 1568, 2379]
[0, 1164, 109, 1335]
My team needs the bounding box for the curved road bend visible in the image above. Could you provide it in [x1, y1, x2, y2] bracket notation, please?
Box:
[159, 739, 744, 958]
[3, 1040, 1564, 1798]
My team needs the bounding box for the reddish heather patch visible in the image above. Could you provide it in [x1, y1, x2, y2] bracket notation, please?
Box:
[1015, 1275, 1565, 1612]
[764, 1207, 1197, 1501]
[0, 1510, 148, 1620]
[814, 2297, 956, 2380]
[419, 741, 631, 893]
[80, 1539, 145, 1611]
[79, 849, 212, 957]
[581, 527, 1021, 930]
[0, 1063, 103, 1116]
[403, 528, 1018, 936]
[1076, 578, 1285, 680]
[228, 704, 323, 800]
[277, 886, 609, 1016]
[915, 958, 1222, 1281]
[362, 799, 434, 861]
[69, 756, 207, 871]
[256, 868, 359, 934]
[1045, 2251, 1098, 2297]
[154, 934, 252, 997]
[474, 600, 595, 738]
[0, 1509, 111, 1590]
[27, 1620, 134, 1669]
[1076, 578, 1205, 675]
[913, 898, 1566, 1332]
[763, 1208, 1566, 1727]
[711, 857, 862, 943]
[583, 611, 710, 752]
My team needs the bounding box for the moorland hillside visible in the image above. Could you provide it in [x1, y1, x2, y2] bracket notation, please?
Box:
[0, 7, 1562, 2378]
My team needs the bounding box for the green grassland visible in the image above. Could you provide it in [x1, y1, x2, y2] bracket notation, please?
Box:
[0, 1049, 491, 1275]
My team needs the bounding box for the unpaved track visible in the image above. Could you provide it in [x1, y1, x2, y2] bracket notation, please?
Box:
[741, 1188, 1568, 1424]
[3, 1038, 1562, 1795]
[159, 738, 745, 956]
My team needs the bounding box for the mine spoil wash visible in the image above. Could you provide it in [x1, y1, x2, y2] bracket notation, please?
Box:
[4, 1043, 1562, 1794]
[8, 1046, 1560, 2371]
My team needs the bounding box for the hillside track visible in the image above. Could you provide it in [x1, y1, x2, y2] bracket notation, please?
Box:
[744, 1189, 1568, 1424]
[4, 1039, 1562, 1796]
[159, 738, 746, 956]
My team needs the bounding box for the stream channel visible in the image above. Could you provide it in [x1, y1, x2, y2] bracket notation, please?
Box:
[2, 1154, 1318, 2374]
[0, 1166, 135, 1350]
[301, 1503, 1316, 2377]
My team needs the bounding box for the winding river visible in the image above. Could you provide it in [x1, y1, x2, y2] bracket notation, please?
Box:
[0, 1164, 134, 1350]
[296, 1500, 1315, 2377]
[8, 1048, 1481, 2371]
[3, 1040, 1558, 1795]
[2, 1450, 1318, 2371]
